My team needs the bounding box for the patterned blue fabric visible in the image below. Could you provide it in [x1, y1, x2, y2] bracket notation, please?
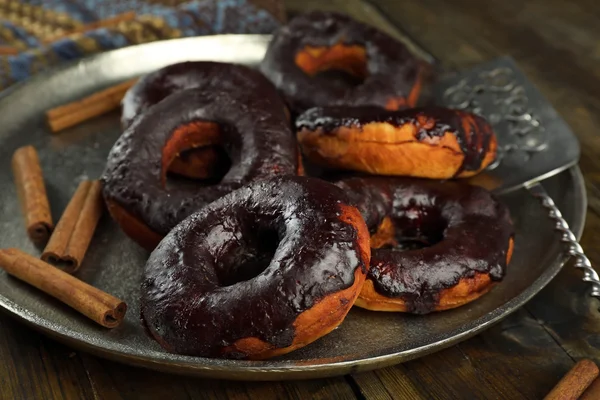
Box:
[0, 0, 283, 90]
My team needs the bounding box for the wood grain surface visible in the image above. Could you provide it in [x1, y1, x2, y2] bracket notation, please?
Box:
[2, 0, 600, 399]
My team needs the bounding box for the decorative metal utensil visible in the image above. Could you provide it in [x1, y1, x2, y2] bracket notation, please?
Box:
[434, 57, 600, 300]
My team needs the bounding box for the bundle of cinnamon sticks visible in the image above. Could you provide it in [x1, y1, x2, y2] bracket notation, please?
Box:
[8, 59, 158, 328]
[4, 145, 126, 328]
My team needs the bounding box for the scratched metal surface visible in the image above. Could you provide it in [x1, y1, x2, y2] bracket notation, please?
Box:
[0, 35, 587, 380]
[433, 57, 581, 194]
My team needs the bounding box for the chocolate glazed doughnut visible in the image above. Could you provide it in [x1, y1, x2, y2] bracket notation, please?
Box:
[297, 106, 498, 179]
[101, 88, 298, 250]
[141, 176, 370, 359]
[336, 177, 514, 314]
[121, 61, 290, 180]
[260, 11, 426, 114]
[121, 61, 288, 127]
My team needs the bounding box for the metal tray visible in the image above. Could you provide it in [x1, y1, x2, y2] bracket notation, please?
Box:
[0, 35, 587, 380]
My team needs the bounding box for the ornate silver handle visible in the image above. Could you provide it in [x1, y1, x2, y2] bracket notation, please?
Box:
[528, 183, 600, 299]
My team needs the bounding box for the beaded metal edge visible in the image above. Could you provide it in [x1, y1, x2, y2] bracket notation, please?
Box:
[436, 57, 599, 303]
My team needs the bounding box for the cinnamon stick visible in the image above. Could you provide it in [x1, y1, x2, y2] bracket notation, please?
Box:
[0, 46, 20, 55]
[581, 375, 600, 399]
[42, 180, 104, 273]
[0, 248, 126, 328]
[42, 12, 137, 44]
[11, 146, 54, 244]
[544, 359, 599, 400]
[46, 78, 138, 133]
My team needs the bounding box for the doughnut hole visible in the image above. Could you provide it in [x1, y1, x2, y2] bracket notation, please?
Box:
[161, 121, 232, 187]
[370, 206, 448, 251]
[392, 205, 447, 250]
[295, 43, 368, 88]
[385, 66, 424, 110]
[214, 227, 280, 287]
[168, 146, 230, 181]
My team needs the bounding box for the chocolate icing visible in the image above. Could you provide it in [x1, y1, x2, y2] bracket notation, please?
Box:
[121, 61, 285, 127]
[336, 177, 513, 314]
[102, 84, 297, 238]
[297, 106, 496, 175]
[259, 11, 423, 113]
[140, 176, 368, 358]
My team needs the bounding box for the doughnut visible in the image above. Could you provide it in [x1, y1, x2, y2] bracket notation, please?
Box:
[260, 11, 426, 114]
[101, 86, 298, 251]
[121, 61, 288, 127]
[297, 106, 498, 179]
[121, 61, 289, 180]
[141, 176, 371, 359]
[336, 177, 514, 314]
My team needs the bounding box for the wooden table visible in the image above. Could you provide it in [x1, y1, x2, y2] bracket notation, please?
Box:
[2, 0, 600, 398]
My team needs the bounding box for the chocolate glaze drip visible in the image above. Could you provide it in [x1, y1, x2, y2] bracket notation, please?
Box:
[259, 11, 423, 113]
[102, 84, 297, 236]
[121, 61, 285, 127]
[297, 106, 496, 174]
[336, 177, 513, 314]
[141, 176, 368, 358]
